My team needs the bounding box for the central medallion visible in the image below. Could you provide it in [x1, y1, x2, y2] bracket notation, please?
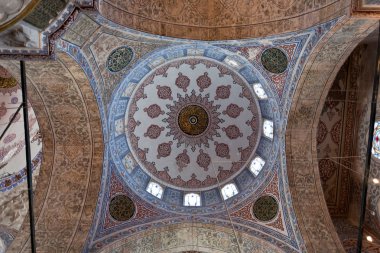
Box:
[178, 105, 209, 136]
[126, 57, 261, 190]
[166, 91, 221, 150]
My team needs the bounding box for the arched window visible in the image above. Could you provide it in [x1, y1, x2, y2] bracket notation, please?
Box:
[263, 119, 274, 139]
[146, 181, 164, 199]
[183, 193, 201, 206]
[372, 121, 380, 159]
[250, 156, 265, 176]
[253, 83, 268, 99]
[221, 183, 239, 200]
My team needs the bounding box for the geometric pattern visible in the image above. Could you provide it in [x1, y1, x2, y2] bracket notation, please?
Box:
[54, 14, 340, 252]
[109, 44, 278, 212]
[261, 48, 288, 74]
[106, 46, 133, 72]
[127, 57, 261, 190]
[252, 195, 279, 222]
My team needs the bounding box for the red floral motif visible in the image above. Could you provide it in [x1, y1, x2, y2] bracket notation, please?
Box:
[0, 102, 7, 120]
[217, 169, 232, 181]
[239, 86, 252, 101]
[214, 142, 230, 159]
[134, 87, 147, 101]
[129, 133, 140, 148]
[176, 150, 190, 171]
[156, 168, 171, 182]
[185, 174, 203, 188]
[137, 147, 148, 161]
[247, 133, 258, 147]
[238, 146, 253, 161]
[3, 133, 16, 144]
[222, 125, 243, 139]
[202, 175, 217, 186]
[246, 117, 258, 130]
[223, 104, 243, 118]
[155, 65, 170, 77]
[318, 158, 337, 182]
[144, 104, 164, 118]
[330, 119, 342, 145]
[175, 72, 190, 92]
[317, 120, 328, 145]
[215, 85, 231, 100]
[157, 141, 173, 159]
[231, 205, 252, 220]
[127, 118, 141, 132]
[144, 125, 165, 139]
[196, 149, 211, 171]
[128, 103, 138, 115]
[279, 44, 296, 60]
[156, 85, 173, 100]
[196, 72, 211, 92]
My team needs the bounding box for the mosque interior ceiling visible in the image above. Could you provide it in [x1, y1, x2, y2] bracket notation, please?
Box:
[0, 1, 380, 253]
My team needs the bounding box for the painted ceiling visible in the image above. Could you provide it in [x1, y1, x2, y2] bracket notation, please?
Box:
[0, 65, 42, 192]
[53, 12, 337, 252]
[97, 0, 351, 40]
[0, 1, 379, 253]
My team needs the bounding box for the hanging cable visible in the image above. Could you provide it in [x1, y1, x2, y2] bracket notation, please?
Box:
[20, 61, 37, 253]
[0, 104, 22, 141]
[211, 161, 243, 253]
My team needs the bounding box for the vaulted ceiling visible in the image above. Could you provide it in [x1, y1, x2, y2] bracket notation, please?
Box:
[0, 1, 380, 253]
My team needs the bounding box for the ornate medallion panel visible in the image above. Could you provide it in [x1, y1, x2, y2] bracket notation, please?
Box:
[107, 46, 134, 72]
[109, 195, 135, 221]
[252, 195, 279, 222]
[126, 58, 261, 190]
[261, 48, 288, 74]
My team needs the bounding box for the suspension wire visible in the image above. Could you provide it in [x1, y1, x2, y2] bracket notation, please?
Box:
[0, 104, 22, 141]
[210, 161, 243, 253]
[20, 61, 37, 253]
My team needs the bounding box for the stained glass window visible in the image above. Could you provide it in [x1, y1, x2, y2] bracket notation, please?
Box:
[372, 121, 380, 159]
[146, 181, 164, 199]
[253, 83, 268, 99]
[184, 193, 201, 206]
[250, 156, 265, 176]
[221, 183, 239, 200]
[263, 119, 274, 139]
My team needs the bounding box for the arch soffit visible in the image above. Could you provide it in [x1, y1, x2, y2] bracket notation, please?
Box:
[286, 18, 378, 252]
[98, 223, 284, 253]
[0, 52, 103, 253]
[98, 0, 351, 40]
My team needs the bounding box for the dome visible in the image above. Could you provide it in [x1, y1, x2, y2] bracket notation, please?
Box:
[109, 44, 279, 213]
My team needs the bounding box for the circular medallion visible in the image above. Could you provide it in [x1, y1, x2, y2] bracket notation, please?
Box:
[261, 48, 288, 74]
[252, 195, 278, 222]
[107, 46, 134, 72]
[126, 57, 261, 190]
[109, 195, 135, 221]
[178, 105, 209, 136]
